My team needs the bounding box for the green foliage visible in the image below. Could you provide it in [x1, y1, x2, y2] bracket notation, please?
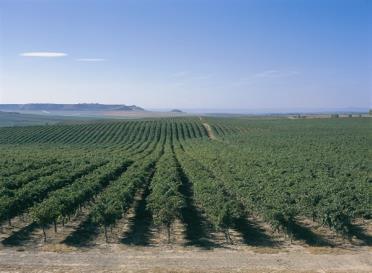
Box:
[147, 144, 185, 230]
[0, 117, 369, 242]
[175, 148, 244, 233]
[90, 152, 161, 228]
[180, 118, 371, 235]
[30, 159, 132, 226]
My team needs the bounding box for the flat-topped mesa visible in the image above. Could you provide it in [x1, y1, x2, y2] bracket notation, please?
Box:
[0, 103, 145, 112]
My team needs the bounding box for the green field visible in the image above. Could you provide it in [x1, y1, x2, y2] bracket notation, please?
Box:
[0, 117, 370, 247]
[0, 111, 100, 127]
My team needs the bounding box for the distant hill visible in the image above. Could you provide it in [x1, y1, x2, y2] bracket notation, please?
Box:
[0, 103, 144, 112]
[170, 109, 183, 113]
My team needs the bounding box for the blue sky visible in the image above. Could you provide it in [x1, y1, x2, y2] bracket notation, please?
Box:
[0, 0, 370, 110]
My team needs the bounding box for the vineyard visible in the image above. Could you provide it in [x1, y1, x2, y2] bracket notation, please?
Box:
[0, 117, 370, 250]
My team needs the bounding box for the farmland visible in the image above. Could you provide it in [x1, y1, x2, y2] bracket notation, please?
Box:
[0, 117, 371, 272]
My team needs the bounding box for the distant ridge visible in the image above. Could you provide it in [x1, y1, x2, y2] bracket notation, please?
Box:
[170, 109, 183, 113]
[0, 103, 145, 112]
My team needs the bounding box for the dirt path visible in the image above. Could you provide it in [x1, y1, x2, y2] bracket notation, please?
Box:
[202, 122, 216, 140]
[0, 246, 371, 273]
[199, 117, 216, 140]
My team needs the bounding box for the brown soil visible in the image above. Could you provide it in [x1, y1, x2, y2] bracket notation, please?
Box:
[0, 245, 371, 273]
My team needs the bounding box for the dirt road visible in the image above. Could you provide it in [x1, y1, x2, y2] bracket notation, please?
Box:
[199, 117, 216, 140]
[202, 122, 216, 140]
[0, 245, 371, 273]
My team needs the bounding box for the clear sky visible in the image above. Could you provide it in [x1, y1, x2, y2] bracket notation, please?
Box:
[0, 0, 370, 110]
